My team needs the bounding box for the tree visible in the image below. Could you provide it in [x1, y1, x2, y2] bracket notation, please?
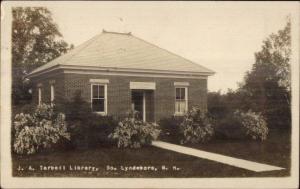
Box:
[239, 20, 291, 129]
[207, 20, 291, 130]
[12, 7, 73, 105]
[207, 91, 229, 120]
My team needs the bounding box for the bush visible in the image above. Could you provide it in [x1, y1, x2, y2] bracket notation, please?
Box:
[109, 111, 161, 148]
[58, 90, 92, 122]
[213, 114, 246, 140]
[12, 103, 36, 116]
[234, 110, 268, 141]
[214, 110, 268, 141]
[65, 115, 117, 149]
[158, 116, 183, 144]
[60, 91, 118, 149]
[13, 104, 70, 154]
[179, 107, 214, 144]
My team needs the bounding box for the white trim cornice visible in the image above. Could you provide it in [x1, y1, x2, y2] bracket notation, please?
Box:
[64, 70, 207, 79]
[27, 65, 212, 79]
[59, 65, 214, 76]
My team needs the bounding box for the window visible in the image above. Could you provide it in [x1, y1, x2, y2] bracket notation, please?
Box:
[50, 85, 55, 104]
[38, 87, 42, 105]
[175, 87, 188, 114]
[91, 84, 107, 114]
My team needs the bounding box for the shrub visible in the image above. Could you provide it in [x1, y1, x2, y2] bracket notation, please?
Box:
[13, 104, 70, 154]
[158, 116, 183, 144]
[234, 110, 268, 141]
[213, 110, 268, 141]
[66, 116, 118, 149]
[213, 114, 246, 140]
[12, 103, 36, 116]
[179, 107, 214, 144]
[59, 90, 92, 122]
[60, 91, 118, 149]
[109, 111, 161, 148]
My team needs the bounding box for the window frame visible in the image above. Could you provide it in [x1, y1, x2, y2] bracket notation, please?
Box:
[174, 87, 188, 115]
[50, 84, 55, 105]
[90, 83, 107, 115]
[38, 87, 42, 105]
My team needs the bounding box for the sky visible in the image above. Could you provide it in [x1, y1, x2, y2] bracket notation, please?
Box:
[44, 2, 295, 92]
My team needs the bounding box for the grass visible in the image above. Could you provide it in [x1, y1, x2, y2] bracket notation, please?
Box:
[12, 146, 252, 177]
[180, 129, 291, 177]
[12, 129, 290, 177]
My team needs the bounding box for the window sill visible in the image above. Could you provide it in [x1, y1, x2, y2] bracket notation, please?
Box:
[174, 113, 185, 116]
[93, 112, 107, 116]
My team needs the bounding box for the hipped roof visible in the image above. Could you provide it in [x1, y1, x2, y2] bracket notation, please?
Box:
[28, 30, 215, 76]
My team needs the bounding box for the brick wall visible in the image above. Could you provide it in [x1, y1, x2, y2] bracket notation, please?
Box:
[31, 72, 65, 105]
[63, 73, 207, 122]
[31, 71, 207, 122]
[63, 74, 132, 119]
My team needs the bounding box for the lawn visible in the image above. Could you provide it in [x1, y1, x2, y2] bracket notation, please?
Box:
[12, 129, 290, 177]
[180, 128, 291, 177]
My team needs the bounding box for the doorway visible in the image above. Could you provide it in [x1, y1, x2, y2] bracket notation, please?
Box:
[131, 90, 154, 122]
[131, 90, 144, 120]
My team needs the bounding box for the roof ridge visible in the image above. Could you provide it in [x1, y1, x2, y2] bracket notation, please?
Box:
[102, 29, 131, 36]
[131, 34, 215, 73]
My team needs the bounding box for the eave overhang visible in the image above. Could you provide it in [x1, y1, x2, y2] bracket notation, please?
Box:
[26, 65, 215, 80]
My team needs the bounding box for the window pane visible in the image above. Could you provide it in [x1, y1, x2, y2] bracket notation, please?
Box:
[180, 101, 186, 112]
[176, 88, 181, 99]
[175, 101, 180, 112]
[92, 99, 104, 112]
[176, 100, 186, 113]
[92, 85, 98, 98]
[180, 88, 185, 100]
[98, 85, 104, 98]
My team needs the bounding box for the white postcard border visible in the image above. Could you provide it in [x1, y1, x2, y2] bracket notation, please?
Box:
[1, 1, 299, 188]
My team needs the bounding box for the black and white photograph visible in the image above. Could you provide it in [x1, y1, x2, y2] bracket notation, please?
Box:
[1, 1, 299, 188]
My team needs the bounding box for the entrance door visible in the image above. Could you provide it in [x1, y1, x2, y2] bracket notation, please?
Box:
[131, 91, 144, 121]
